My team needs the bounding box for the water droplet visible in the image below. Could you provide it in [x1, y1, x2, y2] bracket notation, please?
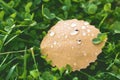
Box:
[83, 53, 87, 56]
[75, 29, 79, 31]
[65, 35, 68, 38]
[50, 31, 55, 36]
[95, 52, 98, 55]
[73, 63, 77, 66]
[81, 26, 86, 29]
[53, 41, 57, 45]
[72, 46, 74, 49]
[64, 22, 69, 25]
[87, 29, 91, 33]
[84, 22, 89, 25]
[77, 39, 81, 44]
[51, 45, 53, 48]
[82, 32, 86, 36]
[70, 31, 78, 35]
[71, 22, 77, 27]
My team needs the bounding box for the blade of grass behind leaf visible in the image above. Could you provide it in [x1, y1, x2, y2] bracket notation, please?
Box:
[0, 54, 9, 67]
[0, 24, 15, 51]
[0, 57, 18, 72]
[79, 71, 97, 80]
[30, 47, 41, 79]
[20, 47, 28, 80]
[5, 63, 18, 80]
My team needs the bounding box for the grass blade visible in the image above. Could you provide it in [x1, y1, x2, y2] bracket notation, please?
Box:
[5, 64, 18, 80]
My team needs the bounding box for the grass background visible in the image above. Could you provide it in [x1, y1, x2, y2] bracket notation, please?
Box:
[0, 0, 120, 80]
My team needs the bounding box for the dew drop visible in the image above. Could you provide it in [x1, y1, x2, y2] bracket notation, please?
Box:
[51, 45, 53, 48]
[87, 29, 91, 33]
[53, 41, 57, 45]
[71, 22, 77, 27]
[95, 52, 98, 55]
[75, 29, 79, 31]
[81, 26, 86, 29]
[64, 22, 69, 25]
[72, 46, 74, 49]
[82, 32, 86, 36]
[77, 39, 81, 44]
[50, 31, 55, 36]
[65, 35, 68, 39]
[84, 22, 89, 25]
[70, 31, 78, 35]
[83, 53, 87, 56]
[73, 63, 77, 66]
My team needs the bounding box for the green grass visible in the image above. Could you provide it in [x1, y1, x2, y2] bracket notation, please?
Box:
[0, 0, 120, 80]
